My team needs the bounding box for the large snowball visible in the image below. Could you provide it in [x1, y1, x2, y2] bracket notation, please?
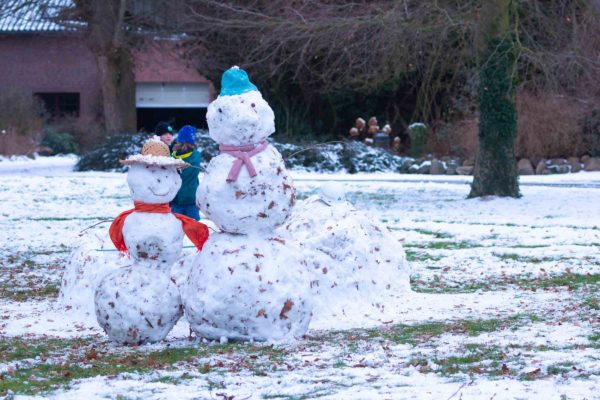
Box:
[181, 233, 312, 342]
[58, 231, 125, 323]
[122, 213, 184, 265]
[206, 91, 275, 146]
[95, 266, 183, 345]
[127, 164, 181, 204]
[197, 145, 295, 234]
[277, 196, 411, 325]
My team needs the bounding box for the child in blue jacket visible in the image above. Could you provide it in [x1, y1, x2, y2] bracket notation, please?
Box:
[171, 125, 201, 220]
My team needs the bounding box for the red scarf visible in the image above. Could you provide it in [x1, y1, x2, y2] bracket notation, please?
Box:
[109, 201, 209, 253]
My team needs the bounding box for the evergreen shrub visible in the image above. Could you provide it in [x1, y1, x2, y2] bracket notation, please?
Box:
[582, 110, 600, 156]
[408, 123, 428, 157]
[76, 133, 146, 172]
[76, 131, 220, 172]
[41, 127, 79, 154]
[75, 130, 408, 173]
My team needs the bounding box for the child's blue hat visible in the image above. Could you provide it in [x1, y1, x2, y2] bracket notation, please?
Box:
[220, 66, 258, 96]
[177, 125, 196, 145]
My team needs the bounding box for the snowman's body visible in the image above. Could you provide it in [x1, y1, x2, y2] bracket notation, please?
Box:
[184, 67, 312, 341]
[95, 158, 188, 345]
[183, 233, 311, 341]
[198, 145, 294, 234]
[122, 213, 183, 265]
[95, 266, 182, 345]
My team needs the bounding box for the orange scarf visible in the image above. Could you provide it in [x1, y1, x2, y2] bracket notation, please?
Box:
[109, 201, 209, 253]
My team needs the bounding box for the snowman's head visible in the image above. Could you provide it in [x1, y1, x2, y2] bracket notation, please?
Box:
[206, 67, 275, 146]
[127, 164, 182, 204]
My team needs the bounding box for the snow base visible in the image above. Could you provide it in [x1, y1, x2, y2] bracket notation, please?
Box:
[278, 196, 411, 325]
[58, 232, 126, 323]
[94, 266, 183, 345]
[182, 233, 312, 341]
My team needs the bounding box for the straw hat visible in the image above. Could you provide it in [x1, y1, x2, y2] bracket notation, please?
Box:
[120, 137, 189, 168]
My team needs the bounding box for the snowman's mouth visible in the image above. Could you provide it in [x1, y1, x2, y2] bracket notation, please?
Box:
[149, 187, 169, 197]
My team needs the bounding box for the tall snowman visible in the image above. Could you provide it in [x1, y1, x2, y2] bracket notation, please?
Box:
[182, 67, 312, 341]
[95, 138, 209, 345]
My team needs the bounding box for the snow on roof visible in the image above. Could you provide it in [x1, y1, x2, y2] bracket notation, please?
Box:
[0, 0, 79, 33]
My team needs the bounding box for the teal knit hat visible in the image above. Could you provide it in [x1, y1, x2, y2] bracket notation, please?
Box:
[219, 66, 258, 96]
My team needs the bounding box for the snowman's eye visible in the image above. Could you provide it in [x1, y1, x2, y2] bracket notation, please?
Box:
[251, 103, 256, 108]
[161, 166, 166, 170]
[218, 108, 222, 113]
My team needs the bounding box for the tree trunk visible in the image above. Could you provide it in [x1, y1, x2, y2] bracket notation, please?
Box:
[468, 0, 520, 198]
[95, 50, 136, 134]
[81, 0, 136, 134]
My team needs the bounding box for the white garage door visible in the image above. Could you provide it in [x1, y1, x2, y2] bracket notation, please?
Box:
[136, 82, 210, 108]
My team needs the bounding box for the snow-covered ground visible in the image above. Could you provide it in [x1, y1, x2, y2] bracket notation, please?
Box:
[1, 155, 599, 399]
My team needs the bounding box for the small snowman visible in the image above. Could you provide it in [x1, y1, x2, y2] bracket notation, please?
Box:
[197, 66, 295, 234]
[183, 67, 312, 341]
[95, 138, 209, 345]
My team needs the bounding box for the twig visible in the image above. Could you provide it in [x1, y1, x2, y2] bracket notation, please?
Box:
[79, 220, 112, 235]
[283, 141, 346, 161]
[446, 381, 469, 400]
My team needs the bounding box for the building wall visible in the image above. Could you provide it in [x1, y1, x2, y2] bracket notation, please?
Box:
[0, 33, 101, 122]
[134, 40, 215, 100]
[135, 41, 207, 82]
[0, 34, 213, 128]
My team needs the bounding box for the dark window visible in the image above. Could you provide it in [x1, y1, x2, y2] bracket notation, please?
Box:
[35, 93, 80, 118]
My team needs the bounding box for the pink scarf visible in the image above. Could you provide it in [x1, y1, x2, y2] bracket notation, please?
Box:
[219, 140, 269, 182]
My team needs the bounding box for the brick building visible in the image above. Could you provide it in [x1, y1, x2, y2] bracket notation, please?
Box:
[0, 0, 213, 134]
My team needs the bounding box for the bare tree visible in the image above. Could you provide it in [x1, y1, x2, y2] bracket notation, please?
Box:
[180, 0, 599, 192]
[70, 0, 136, 134]
[181, 0, 479, 125]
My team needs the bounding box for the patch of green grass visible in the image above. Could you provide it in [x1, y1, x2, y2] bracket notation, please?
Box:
[345, 192, 397, 204]
[262, 387, 337, 400]
[589, 332, 600, 342]
[0, 338, 94, 363]
[0, 339, 289, 396]
[405, 250, 444, 263]
[150, 375, 184, 384]
[493, 252, 567, 263]
[583, 296, 600, 310]
[405, 240, 480, 250]
[545, 363, 575, 376]
[426, 219, 600, 232]
[409, 344, 506, 376]
[26, 217, 102, 221]
[413, 273, 600, 294]
[410, 277, 492, 293]
[412, 229, 453, 239]
[522, 273, 600, 290]
[507, 244, 551, 249]
[0, 283, 59, 301]
[319, 315, 533, 347]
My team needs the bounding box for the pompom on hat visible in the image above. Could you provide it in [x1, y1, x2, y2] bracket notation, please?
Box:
[219, 66, 258, 96]
[120, 137, 188, 168]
